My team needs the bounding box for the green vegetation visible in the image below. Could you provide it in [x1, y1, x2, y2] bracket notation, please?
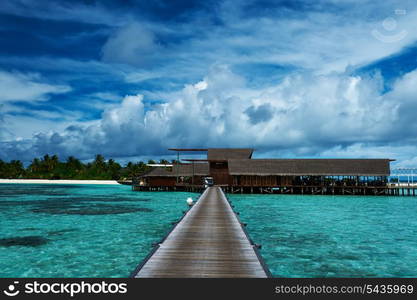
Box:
[0, 154, 168, 180]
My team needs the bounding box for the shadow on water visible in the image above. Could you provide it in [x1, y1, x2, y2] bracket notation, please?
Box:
[0, 236, 49, 247]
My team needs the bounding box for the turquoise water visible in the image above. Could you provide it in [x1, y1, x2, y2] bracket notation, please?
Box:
[229, 194, 417, 277]
[2, 185, 417, 278]
[0, 184, 196, 277]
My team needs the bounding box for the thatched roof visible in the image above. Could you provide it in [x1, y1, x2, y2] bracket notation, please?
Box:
[228, 159, 391, 176]
[207, 148, 253, 160]
[142, 163, 209, 177]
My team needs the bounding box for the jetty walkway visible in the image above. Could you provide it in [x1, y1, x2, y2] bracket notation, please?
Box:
[132, 186, 270, 278]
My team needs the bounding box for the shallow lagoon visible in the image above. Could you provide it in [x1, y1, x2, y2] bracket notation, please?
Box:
[230, 193, 417, 277]
[2, 184, 417, 278]
[0, 184, 196, 277]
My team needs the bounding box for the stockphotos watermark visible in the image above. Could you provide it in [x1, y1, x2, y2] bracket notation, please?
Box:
[3, 280, 128, 297]
[372, 9, 408, 43]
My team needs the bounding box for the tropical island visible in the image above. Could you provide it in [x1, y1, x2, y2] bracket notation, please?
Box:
[0, 154, 171, 180]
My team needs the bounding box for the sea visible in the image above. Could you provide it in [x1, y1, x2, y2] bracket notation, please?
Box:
[0, 184, 195, 277]
[1, 183, 417, 277]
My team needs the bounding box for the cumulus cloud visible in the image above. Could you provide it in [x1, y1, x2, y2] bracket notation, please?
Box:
[0, 70, 70, 103]
[2, 64, 417, 165]
[0, 70, 73, 143]
[2, 1, 417, 165]
[101, 23, 160, 67]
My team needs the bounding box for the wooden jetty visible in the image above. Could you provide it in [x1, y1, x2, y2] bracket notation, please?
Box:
[131, 187, 271, 278]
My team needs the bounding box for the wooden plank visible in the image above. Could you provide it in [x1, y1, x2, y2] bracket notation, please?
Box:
[133, 187, 269, 278]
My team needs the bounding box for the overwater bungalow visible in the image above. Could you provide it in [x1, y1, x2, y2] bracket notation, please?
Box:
[133, 148, 412, 196]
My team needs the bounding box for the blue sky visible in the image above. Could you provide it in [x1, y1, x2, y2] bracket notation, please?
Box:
[1, 0, 417, 166]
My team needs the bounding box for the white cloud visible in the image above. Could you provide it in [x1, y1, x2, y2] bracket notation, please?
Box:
[3, 65, 417, 165]
[2, 0, 417, 165]
[3, 0, 417, 76]
[318, 144, 417, 169]
[0, 104, 96, 143]
[0, 70, 71, 103]
[101, 23, 160, 67]
[198, 1, 417, 75]
[0, 0, 124, 25]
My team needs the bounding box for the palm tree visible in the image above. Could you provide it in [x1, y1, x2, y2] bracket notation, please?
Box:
[51, 155, 59, 168]
[108, 158, 121, 180]
[66, 156, 83, 177]
[10, 160, 24, 177]
[29, 158, 41, 174]
[93, 154, 106, 169]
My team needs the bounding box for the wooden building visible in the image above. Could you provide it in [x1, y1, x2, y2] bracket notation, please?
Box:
[133, 148, 399, 195]
[207, 148, 253, 185]
[228, 158, 390, 187]
[138, 162, 209, 188]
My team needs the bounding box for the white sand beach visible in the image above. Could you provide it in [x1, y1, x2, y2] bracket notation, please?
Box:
[0, 179, 120, 185]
